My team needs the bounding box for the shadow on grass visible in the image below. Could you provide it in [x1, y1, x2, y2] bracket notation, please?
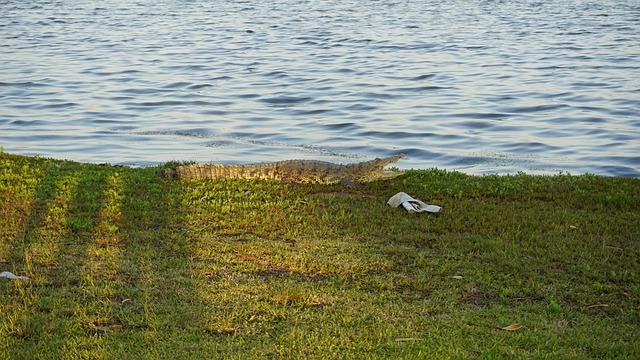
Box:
[0, 159, 206, 357]
[102, 166, 209, 357]
[1, 159, 112, 356]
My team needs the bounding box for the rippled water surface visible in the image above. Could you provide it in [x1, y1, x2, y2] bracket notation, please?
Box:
[1, 0, 639, 176]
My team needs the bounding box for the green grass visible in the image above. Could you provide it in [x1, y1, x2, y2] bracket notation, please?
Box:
[1, 151, 638, 359]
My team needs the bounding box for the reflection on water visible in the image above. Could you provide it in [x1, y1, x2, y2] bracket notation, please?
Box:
[1, 0, 639, 176]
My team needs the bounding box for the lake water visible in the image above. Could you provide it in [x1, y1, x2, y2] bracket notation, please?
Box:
[1, 0, 639, 177]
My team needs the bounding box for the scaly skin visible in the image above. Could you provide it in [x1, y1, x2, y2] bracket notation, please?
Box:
[159, 154, 405, 184]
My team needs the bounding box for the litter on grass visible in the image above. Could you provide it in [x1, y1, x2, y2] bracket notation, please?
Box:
[497, 323, 523, 331]
[387, 192, 442, 213]
[0, 271, 30, 280]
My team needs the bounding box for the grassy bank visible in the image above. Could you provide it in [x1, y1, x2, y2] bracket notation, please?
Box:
[1, 151, 638, 359]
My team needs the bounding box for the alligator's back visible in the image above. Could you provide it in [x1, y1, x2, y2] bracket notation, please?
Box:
[161, 160, 348, 184]
[159, 154, 404, 184]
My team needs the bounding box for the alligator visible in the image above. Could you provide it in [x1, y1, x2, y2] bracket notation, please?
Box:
[159, 153, 405, 184]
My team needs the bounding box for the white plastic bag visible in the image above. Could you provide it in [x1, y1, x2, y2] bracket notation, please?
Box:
[387, 192, 441, 213]
[0, 271, 30, 280]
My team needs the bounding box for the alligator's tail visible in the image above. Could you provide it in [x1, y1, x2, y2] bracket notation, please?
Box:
[158, 163, 280, 180]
